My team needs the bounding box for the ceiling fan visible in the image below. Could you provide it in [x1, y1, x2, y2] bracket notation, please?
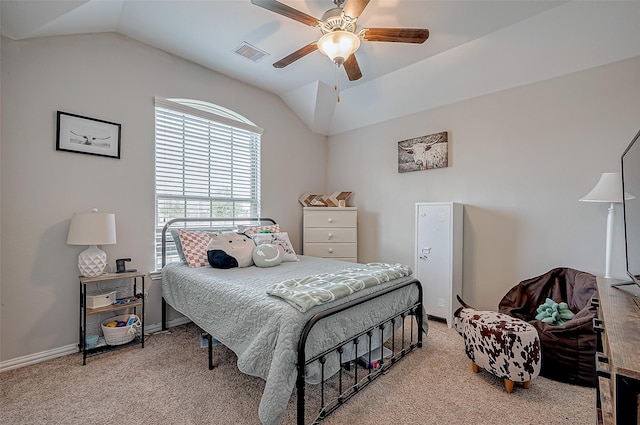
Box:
[251, 0, 430, 81]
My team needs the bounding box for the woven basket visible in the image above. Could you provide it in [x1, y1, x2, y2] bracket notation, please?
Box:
[101, 314, 140, 346]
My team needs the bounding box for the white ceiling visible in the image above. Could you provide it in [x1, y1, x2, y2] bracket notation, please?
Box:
[2, 1, 640, 135]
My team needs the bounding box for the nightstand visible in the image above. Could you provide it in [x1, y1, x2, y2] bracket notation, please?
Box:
[78, 271, 145, 365]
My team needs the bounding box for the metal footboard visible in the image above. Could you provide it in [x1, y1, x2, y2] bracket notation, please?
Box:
[296, 278, 424, 425]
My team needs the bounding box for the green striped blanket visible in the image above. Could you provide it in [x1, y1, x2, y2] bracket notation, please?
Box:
[267, 263, 413, 313]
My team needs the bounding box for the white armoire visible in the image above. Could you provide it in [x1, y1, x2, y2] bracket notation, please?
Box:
[414, 202, 463, 327]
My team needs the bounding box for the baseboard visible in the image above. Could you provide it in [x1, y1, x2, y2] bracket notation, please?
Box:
[0, 343, 79, 373]
[0, 317, 193, 373]
[144, 316, 192, 334]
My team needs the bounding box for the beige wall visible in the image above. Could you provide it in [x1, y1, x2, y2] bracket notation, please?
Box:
[327, 56, 640, 310]
[0, 33, 327, 363]
[2, 29, 639, 366]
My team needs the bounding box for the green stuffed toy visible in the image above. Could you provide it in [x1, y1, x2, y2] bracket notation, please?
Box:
[535, 298, 575, 325]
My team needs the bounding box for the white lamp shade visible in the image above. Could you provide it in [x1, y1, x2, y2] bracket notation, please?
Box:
[67, 209, 116, 277]
[67, 209, 117, 245]
[579, 172, 628, 203]
[317, 30, 360, 64]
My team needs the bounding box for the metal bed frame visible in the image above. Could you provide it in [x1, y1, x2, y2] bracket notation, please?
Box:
[160, 217, 424, 425]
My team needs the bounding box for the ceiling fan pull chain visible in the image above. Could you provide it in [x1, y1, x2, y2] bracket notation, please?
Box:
[334, 64, 341, 103]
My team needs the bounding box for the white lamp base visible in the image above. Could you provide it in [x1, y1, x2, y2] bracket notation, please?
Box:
[78, 245, 107, 277]
[605, 202, 615, 279]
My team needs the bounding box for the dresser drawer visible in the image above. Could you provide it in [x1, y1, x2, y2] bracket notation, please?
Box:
[303, 243, 357, 258]
[303, 227, 357, 243]
[304, 210, 357, 228]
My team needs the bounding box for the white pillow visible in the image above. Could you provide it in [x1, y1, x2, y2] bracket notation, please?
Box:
[249, 232, 298, 262]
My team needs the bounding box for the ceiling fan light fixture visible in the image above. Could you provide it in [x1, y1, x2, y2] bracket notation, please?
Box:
[317, 30, 360, 65]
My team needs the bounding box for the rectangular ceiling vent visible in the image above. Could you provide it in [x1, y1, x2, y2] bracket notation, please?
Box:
[234, 42, 269, 62]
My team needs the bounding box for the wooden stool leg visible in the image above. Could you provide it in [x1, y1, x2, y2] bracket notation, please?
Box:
[523, 380, 531, 389]
[504, 379, 514, 393]
[471, 362, 479, 373]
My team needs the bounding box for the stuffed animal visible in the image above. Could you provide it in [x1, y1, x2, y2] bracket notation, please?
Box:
[206, 232, 255, 269]
[253, 244, 282, 268]
[534, 298, 575, 326]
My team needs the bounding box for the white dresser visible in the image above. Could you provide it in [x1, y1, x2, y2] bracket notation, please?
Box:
[414, 202, 463, 327]
[303, 207, 357, 262]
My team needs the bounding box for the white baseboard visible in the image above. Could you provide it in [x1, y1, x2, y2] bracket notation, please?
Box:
[0, 343, 78, 373]
[144, 316, 192, 334]
[0, 317, 193, 373]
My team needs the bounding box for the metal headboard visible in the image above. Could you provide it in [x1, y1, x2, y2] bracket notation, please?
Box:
[160, 217, 276, 267]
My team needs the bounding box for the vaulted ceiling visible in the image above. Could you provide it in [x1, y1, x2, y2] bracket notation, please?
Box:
[2, 1, 639, 135]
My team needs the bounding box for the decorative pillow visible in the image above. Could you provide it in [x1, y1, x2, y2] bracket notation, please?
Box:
[206, 231, 255, 269]
[249, 232, 298, 262]
[170, 229, 187, 262]
[239, 224, 280, 235]
[252, 244, 283, 268]
[178, 230, 211, 268]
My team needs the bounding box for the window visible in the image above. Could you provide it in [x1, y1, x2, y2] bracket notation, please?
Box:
[154, 98, 262, 268]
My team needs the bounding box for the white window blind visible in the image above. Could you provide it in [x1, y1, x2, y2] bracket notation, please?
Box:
[154, 98, 261, 268]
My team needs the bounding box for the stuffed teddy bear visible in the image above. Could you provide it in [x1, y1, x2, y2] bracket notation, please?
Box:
[206, 232, 255, 269]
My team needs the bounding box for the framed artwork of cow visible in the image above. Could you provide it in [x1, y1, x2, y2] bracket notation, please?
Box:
[398, 131, 448, 173]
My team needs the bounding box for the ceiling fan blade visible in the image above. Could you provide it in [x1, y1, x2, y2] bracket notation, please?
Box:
[273, 42, 318, 68]
[363, 28, 430, 44]
[251, 0, 319, 27]
[343, 54, 362, 81]
[342, 0, 370, 20]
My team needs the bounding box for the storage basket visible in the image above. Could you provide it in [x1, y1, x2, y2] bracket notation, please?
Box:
[101, 314, 140, 346]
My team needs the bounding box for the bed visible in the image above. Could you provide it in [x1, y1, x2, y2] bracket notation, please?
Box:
[160, 217, 426, 425]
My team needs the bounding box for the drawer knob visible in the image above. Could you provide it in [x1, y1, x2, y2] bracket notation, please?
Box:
[328, 218, 333, 223]
[328, 248, 334, 253]
[327, 233, 333, 240]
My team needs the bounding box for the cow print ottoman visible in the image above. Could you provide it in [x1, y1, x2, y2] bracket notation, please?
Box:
[453, 308, 541, 393]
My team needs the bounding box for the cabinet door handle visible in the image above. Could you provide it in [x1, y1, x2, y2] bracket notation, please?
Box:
[327, 233, 333, 240]
[328, 218, 334, 223]
[328, 248, 334, 254]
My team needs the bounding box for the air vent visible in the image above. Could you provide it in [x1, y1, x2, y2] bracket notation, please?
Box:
[234, 42, 269, 62]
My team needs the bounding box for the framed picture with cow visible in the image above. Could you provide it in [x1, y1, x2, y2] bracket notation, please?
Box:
[56, 111, 121, 159]
[398, 131, 448, 173]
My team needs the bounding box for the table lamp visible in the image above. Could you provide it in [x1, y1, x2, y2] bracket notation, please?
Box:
[580, 172, 634, 278]
[67, 208, 117, 277]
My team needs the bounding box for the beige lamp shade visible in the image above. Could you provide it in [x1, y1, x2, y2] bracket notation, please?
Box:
[67, 208, 116, 276]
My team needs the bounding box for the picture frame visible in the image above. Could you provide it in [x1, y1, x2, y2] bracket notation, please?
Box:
[56, 111, 121, 159]
[397, 131, 448, 173]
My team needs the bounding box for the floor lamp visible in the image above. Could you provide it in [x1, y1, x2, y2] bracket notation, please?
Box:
[580, 172, 626, 278]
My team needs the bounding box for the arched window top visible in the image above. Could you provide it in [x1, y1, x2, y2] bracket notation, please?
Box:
[154, 97, 263, 135]
[169, 98, 257, 127]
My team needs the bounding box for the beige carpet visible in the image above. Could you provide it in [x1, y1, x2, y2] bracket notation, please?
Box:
[0, 320, 595, 424]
